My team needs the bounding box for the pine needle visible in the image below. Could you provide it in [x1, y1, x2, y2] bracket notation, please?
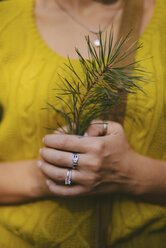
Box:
[46, 30, 149, 135]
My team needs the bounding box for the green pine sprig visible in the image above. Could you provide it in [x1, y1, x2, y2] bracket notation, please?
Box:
[44, 30, 149, 135]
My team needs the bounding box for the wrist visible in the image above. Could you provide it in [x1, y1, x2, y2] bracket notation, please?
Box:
[124, 151, 166, 200]
[0, 159, 51, 204]
[24, 160, 50, 200]
[120, 149, 144, 196]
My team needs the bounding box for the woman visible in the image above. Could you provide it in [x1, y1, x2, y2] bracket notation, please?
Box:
[0, 0, 165, 247]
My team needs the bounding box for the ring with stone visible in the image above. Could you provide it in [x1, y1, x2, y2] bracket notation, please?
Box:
[72, 153, 79, 169]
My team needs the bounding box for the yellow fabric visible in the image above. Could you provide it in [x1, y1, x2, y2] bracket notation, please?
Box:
[0, 0, 165, 247]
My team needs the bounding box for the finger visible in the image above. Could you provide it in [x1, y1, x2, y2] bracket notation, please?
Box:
[86, 120, 105, 137]
[43, 134, 93, 153]
[46, 180, 88, 197]
[40, 163, 81, 184]
[86, 120, 118, 136]
[39, 160, 100, 187]
[40, 161, 91, 187]
[40, 147, 89, 169]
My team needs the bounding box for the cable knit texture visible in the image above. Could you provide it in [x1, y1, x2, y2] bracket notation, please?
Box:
[0, 0, 165, 247]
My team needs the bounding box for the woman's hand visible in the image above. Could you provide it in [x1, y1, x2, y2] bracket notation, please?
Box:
[39, 121, 139, 197]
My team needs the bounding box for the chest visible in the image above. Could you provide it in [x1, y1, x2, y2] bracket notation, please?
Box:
[34, 0, 154, 59]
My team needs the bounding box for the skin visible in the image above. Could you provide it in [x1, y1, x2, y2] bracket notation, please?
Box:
[0, 159, 49, 204]
[39, 121, 166, 204]
[0, 0, 160, 204]
[35, 0, 154, 59]
[35, 0, 124, 58]
[39, 121, 135, 197]
[37, 0, 166, 204]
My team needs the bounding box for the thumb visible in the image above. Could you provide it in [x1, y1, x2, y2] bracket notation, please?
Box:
[85, 120, 112, 137]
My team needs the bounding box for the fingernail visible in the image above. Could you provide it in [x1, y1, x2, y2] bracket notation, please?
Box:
[39, 148, 42, 155]
[37, 160, 42, 168]
[46, 180, 50, 186]
[42, 137, 45, 143]
[84, 132, 88, 137]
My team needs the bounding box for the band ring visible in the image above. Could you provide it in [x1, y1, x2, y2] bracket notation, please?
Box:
[72, 153, 79, 169]
[103, 121, 108, 136]
[65, 169, 72, 185]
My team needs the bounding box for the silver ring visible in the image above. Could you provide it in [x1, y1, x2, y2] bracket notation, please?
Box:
[65, 169, 72, 185]
[72, 153, 79, 169]
[103, 121, 108, 136]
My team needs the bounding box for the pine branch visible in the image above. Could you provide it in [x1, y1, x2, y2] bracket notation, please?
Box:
[46, 30, 150, 135]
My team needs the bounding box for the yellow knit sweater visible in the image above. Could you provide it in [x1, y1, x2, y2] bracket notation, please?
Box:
[0, 0, 165, 247]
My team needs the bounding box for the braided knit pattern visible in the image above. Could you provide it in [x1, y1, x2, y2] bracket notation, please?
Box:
[0, 0, 165, 247]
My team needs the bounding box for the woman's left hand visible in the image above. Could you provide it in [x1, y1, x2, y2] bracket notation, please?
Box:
[39, 121, 138, 197]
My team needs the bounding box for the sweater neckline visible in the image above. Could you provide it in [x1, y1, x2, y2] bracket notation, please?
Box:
[26, 0, 162, 61]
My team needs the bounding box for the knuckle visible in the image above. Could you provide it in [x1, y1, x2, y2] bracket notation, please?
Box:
[87, 173, 101, 186]
[92, 140, 105, 154]
[54, 170, 63, 180]
[90, 157, 103, 173]
[95, 157, 103, 171]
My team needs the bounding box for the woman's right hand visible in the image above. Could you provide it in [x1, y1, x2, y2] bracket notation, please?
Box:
[0, 159, 51, 204]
